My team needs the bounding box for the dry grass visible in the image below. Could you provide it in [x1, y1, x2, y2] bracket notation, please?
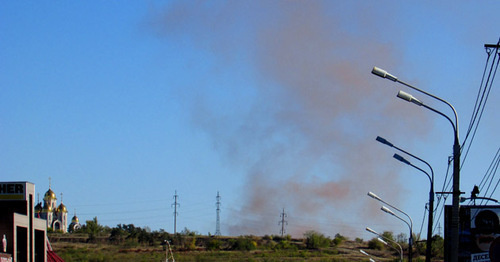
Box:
[50, 238, 426, 261]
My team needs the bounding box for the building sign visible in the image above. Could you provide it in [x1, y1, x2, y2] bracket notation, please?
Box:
[446, 205, 500, 262]
[0, 183, 26, 201]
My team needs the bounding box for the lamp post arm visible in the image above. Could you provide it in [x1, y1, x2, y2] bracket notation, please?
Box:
[388, 210, 412, 236]
[421, 103, 457, 135]
[396, 79, 459, 136]
[407, 162, 432, 185]
[392, 144, 434, 183]
[379, 238, 403, 262]
[378, 199, 413, 230]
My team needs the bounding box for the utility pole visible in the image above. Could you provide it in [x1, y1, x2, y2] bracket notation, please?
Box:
[172, 190, 179, 234]
[215, 191, 221, 236]
[279, 208, 288, 237]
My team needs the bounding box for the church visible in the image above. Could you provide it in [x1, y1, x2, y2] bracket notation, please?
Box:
[34, 182, 81, 233]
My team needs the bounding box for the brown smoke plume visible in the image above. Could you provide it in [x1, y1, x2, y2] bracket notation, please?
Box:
[150, 1, 430, 237]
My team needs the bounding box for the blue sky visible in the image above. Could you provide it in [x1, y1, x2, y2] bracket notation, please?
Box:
[1, 1, 499, 240]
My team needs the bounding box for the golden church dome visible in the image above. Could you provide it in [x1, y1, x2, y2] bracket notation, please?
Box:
[72, 215, 79, 223]
[58, 203, 68, 213]
[44, 189, 57, 201]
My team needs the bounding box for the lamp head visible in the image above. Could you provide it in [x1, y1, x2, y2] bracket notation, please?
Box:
[372, 67, 398, 82]
[377, 237, 388, 245]
[376, 136, 393, 147]
[381, 206, 396, 216]
[393, 153, 411, 165]
[397, 90, 423, 106]
[366, 227, 378, 235]
[360, 249, 369, 256]
[368, 192, 382, 201]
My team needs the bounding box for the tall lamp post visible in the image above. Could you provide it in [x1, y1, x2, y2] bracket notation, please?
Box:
[372, 67, 460, 262]
[376, 136, 435, 262]
[368, 192, 413, 262]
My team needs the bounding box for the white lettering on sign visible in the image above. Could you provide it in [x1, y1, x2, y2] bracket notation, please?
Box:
[472, 252, 490, 262]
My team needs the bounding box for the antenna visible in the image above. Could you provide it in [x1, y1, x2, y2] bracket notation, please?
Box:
[279, 208, 288, 237]
[215, 191, 221, 236]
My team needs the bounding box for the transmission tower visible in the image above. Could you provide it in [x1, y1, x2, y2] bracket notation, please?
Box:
[215, 191, 221, 236]
[279, 208, 288, 237]
[172, 190, 180, 234]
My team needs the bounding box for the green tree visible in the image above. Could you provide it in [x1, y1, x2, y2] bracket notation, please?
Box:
[85, 217, 102, 243]
[431, 235, 444, 258]
[109, 225, 126, 244]
[304, 230, 331, 249]
[382, 231, 394, 242]
[333, 233, 346, 245]
[396, 232, 407, 244]
[368, 237, 384, 250]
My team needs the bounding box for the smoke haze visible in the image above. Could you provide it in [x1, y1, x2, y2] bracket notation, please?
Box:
[150, 1, 431, 237]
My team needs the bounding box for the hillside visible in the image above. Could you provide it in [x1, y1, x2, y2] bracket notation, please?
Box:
[49, 233, 439, 261]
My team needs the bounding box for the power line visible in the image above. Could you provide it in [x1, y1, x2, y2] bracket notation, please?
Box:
[478, 148, 500, 193]
[461, 39, 500, 166]
[480, 149, 500, 205]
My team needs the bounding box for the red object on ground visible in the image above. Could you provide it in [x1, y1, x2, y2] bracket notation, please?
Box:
[46, 238, 64, 262]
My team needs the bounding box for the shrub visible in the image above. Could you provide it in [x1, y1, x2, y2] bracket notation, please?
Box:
[206, 239, 221, 251]
[274, 240, 298, 251]
[230, 236, 257, 251]
[304, 230, 331, 249]
[333, 233, 346, 245]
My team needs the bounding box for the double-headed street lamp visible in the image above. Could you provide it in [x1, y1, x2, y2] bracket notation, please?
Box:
[376, 135, 435, 262]
[372, 67, 460, 262]
[366, 227, 403, 262]
[368, 192, 413, 262]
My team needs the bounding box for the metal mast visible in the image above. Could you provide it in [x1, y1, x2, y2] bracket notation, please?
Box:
[215, 191, 221, 236]
[279, 208, 288, 237]
[172, 190, 179, 234]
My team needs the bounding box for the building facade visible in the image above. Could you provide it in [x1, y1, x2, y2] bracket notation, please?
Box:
[0, 181, 47, 262]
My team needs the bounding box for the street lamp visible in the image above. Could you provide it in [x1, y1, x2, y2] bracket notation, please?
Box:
[368, 192, 413, 261]
[372, 66, 460, 262]
[366, 227, 403, 262]
[376, 135, 435, 262]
